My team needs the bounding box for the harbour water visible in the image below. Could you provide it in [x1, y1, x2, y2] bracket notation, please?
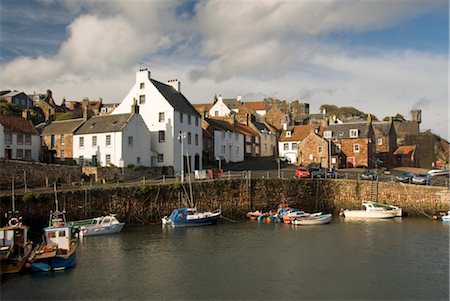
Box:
[1, 218, 449, 300]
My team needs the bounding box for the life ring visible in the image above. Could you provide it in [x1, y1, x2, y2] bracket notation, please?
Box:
[8, 217, 19, 227]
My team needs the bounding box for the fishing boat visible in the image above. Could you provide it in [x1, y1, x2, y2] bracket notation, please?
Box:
[280, 209, 310, 224]
[1, 178, 33, 274]
[440, 211, 450, 222]
[246, 210, 264, 220]
[291, 213, 332, 225]
[342, 201, 402, 219]
[70, 214, 125, 236]
[28, 184, 78, 272]
[162, 208, 222, 227]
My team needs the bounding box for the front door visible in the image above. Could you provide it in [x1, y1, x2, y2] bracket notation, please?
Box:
[5, 149, 12, 160]
[347, 157, 356, 168]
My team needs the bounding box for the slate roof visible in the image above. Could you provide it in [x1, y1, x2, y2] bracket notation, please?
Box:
[75, 114, 134, 135]
[204, 118, 237, 133]
[253, 121, 272, 133]
[150, 79, 200, 117]
[223, 99, 241, 110]
[324, 122, 371, 139]
[41, 118, 85, 135]
[280, 125, 313, 142]
[0, 91, 24, 98]
[0, 115, 38, 135]
[372, 122, 391, 136]
[394, 145, 416, 156]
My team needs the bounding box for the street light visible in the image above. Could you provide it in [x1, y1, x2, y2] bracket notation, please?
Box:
[178, 131, 186, 182]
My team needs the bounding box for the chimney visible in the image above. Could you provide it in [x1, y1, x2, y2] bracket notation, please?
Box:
[282, 123, 288, 130]
[136, 68, 151, 82]
[22, 109, 31, 120]
[411, 109, 421, 124]
[167, 79, 181, 92]
[367, 113, 372, 124]
[131, 98, 140, 114]
[83, 105, 88, 121]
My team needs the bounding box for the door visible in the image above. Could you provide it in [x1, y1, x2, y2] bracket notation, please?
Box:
[5, 149, 12, 160]
[347, 157, 356, 168]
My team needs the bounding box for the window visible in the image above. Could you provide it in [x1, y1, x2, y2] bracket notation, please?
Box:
[16, 149, 23, 159]
[106, 135, 111, 146]
[60, 150, 65, 159]
[60, 135, 65, 145]
[195, 117, 199, 126]
[17, 134, 23, 145]
[5, 133, 12, 144]
[195, 134, 199, 145]
[309, 154, 314, 160]
[159, 112, 165, 122]
[25, 134, 31, 145]
[323, 131, 332, 139]
[336, 144, 341, 153]
[139, 95, 145, 104]
[354, 144, 360, 152]
[264, 144, 267, 152]
[236, 146, 239, 155]
[221, 145, 226, 154]
[106, 154, 111, 165]
[377, 138, 383, 145]
[188, 115, 191, 125]
[292, 142, 298, 150]
[92, 136, 97, 147]
[318, 146, 323, 153]
[79, 156, 84, 166]
[228, 132, 231, 139]
[188, 132, 192, 144]
[140, 82, 145, 89]
[221, 132, 225, 139]
[25, 149, 31, 159]
[215, 111, 219, 116]
[350, 129, 358, 138]
[79, 137, 84, 147]
[284, 143, 289, 150]
[137, 157, 141, 164]
[159, 131, 165, 143]
[286, 131, 291, 137]
[128, 136, 133, 146]
[158, 154, 164, 162]
[180, 113, 183, 123]
[235, 133, 238, 140]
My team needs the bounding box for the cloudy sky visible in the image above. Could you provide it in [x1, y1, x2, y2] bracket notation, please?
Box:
[1, 0, 448, 139]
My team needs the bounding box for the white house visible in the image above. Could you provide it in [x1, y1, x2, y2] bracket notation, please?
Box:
[0, 123, 4, 159]
[204, 118, 244, 163]
[113, 69, 203, 174]
[208, 96, 232, 117]
[0, 113, 40, 161]
[278, 124, 313, 164]
[73, 103, 152, 167]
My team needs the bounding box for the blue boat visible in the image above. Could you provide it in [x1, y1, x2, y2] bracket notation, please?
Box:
[28, 184, 78, 272]
[162, 208, 221, 227]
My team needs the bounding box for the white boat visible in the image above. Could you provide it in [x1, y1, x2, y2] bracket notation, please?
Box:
[162, 208, 222, 227]
[71, 215, 125, 236]
[342, 201, 402, 219]
[440, 211, 450, 222]
[291, 213, 332, 225]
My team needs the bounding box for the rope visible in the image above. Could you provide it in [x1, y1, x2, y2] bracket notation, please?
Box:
[401, 183, 433, 220]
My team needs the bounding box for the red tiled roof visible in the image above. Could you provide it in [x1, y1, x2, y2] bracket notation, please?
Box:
[0, 115, 38, 135]
[234, 123, 259, 137]
[280, 125, 313, 142]
[242, 101, 265, 111]
[394, 145, 416, 156]
[193, 103, 213, 113]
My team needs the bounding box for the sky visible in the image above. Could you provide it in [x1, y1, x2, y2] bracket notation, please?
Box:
[0, 0, 448, 139]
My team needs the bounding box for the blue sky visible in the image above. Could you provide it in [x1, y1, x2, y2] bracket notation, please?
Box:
[0, 0, 448, 139]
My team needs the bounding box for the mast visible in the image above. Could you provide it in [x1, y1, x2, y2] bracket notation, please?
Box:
[186, 150, 194, 208]
[54, 182, 59, 212]
[11, 176, 15, 212]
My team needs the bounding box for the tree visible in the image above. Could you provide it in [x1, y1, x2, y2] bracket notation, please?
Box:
[383, 113, 405, 122]
[0, 102, 21, 116]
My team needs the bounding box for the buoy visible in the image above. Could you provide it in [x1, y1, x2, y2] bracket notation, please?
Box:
[8, 217, 19, 227]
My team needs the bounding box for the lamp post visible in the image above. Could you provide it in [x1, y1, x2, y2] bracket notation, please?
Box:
[328, 138, 332, 171]
[178, 132, 186, 182]
[277, 158, 281, 178]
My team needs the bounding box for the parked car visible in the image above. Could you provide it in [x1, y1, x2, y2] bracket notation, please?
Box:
[308, 167, 326, 178]
[295, 168, 310, 178]
[325, 168, 337, 178]
[395, 172, 415, 183]
[361, 170, 378, 180]
[411, 173, 433, 185]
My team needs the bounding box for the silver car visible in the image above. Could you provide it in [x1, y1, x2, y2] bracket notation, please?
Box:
[411, 173, 432, 185]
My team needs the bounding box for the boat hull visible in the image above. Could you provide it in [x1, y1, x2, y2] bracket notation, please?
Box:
[1, 259, 27, 274]
[292, 214, 332, 225]
[442, 216, 450, 222]
[164, 215, 220, 227]
[30, 252, 76, 272]
[80, 223, 125, 236]
[343, 210, 401, 219]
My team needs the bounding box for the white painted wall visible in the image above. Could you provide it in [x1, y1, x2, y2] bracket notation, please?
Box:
[214, 130, 244, 163]
[3, 131, 40, 161]
[113, 69, 203, 174]
[73, 115, 151, 167]
[278, 140, 299, 164]
[0, 124, 4, 159]
[209, 96, 232, 117]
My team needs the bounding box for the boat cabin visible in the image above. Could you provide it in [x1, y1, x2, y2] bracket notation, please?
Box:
[0, 226, 29, 258]
[43, 226, 74, 251]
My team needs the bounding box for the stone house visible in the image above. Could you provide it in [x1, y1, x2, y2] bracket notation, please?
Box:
[0, 113, 40, 161]
[74, 102, 152, 167]
[297, 129, 330, 168]
[112, 68, 203, 173]
[263, 106, 289, 132]
[372, 121, 397, 168]
[324, 118, 376, 168]
[41, 117, 86, 163]
[0, 91, 33, 109]
[278, 124, 313, 164]
[234, 123, 260, 158]
[33, 90, 67, 121]
[393, 145, 417, 167]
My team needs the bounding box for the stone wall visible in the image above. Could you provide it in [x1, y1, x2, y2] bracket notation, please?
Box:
[1, 178, 448, 229]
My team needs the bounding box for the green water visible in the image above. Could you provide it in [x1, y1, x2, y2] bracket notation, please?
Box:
[1, 218, 449, 300]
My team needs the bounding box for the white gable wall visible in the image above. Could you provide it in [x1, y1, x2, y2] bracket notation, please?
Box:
[209, 96, 231, 117]
[278, 140, 300, 164]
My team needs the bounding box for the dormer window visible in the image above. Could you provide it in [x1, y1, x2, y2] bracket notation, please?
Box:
[349, 129, 358, 138]
[323, 131, 332, 139]
[286, 131, 291, 137]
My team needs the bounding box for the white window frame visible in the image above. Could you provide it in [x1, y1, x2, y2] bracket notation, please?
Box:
[159, 112, 165, 122]
[79, 137, 84, 148]
[106, 135, 111, 146]
[139, 95, 146, 104]
[350, 129, 358, 138]
[353, 144, 360, 153]
[92, 136, 97, 147]
[159, 131, 165, 143]
[377, 138, 383, 145]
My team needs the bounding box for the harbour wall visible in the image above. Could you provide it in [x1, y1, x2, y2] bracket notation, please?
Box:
[1, 179, 449, 228]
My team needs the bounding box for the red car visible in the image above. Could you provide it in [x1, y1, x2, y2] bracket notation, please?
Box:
[295, 168, 310, 178]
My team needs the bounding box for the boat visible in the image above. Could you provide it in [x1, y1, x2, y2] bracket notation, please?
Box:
[342, 201, 402, 219]
[246, 210, 264, 220]
[162, 208, 222, 227]
[28, 184, 78, 272]
[440, 211, 450, 222]
[280, 209, 310, 224]
[291, 213, 332, 225]
[70, 214, 125, 236]
[1, 178, 33, 274]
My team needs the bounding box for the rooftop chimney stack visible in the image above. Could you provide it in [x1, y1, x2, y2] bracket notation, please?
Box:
[166, 79, 181, 92]
[131, 98, 140, 114]
[136, 68, 151, 82]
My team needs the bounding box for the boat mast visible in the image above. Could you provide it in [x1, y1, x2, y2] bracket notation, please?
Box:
[186, 150, 194, 208]
[54, 182, 59, 212]
[11, 176, 15, 212]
